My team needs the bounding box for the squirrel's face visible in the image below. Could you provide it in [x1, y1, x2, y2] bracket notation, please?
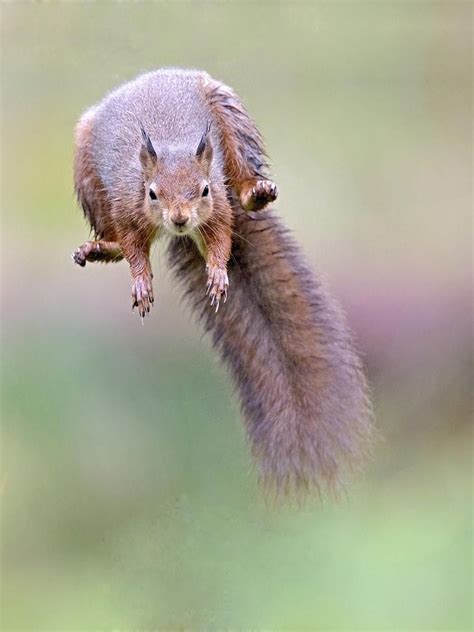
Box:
[139, 124, 214, 236]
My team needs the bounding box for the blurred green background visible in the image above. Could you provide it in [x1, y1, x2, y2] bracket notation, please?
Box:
[1, 2, 472, 630]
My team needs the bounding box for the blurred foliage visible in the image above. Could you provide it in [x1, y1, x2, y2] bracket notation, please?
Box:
[0, 2, 472, 630]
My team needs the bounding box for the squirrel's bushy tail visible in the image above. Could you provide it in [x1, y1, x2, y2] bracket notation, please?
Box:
[168, 206, 373, 496]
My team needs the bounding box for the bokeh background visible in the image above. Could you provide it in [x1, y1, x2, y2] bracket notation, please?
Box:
[1, 2, 472, 630]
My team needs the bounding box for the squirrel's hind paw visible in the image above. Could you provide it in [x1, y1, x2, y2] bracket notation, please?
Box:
[72, 240, 123, 266]
[240, 179, 278, 212]
[72, 243, 91, 267]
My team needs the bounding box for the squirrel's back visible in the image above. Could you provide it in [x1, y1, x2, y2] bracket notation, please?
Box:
[84, 68, 223, 196]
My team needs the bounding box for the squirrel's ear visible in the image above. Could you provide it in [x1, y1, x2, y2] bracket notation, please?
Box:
[139, 123, 158, 177]
[196, 121, 213, 168]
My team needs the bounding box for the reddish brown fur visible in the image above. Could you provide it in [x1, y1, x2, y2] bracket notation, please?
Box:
[203, 77, 278, 211]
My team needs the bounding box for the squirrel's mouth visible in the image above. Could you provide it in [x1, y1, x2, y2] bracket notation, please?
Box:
[164, 220, 193, 237]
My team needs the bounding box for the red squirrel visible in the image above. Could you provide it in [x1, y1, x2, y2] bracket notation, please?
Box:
[73, 68, 277, 314]
[73, 68, 373, 495]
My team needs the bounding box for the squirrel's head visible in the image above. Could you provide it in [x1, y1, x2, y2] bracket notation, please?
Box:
[139, 122, 214, 236]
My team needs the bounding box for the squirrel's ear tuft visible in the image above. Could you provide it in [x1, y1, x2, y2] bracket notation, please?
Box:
[196, 121, 213, 167]
[139, 123, 158, 177]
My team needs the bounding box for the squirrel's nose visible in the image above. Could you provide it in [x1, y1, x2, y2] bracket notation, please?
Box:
[172, 216, 189, 227]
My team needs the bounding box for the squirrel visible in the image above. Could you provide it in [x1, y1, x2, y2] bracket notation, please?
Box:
[73, 68, 373, 495]
[73, 68, 278, 315]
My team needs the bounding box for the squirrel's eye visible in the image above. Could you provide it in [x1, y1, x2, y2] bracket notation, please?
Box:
[149, 189, 157, 201]
[201, 185, 209, 198]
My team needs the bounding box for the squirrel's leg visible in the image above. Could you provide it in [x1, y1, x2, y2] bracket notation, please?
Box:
[204, 79, 278, 211]
[119, 231, 157, 319]
[72, 240, 123, 267]
[196, 195, 232, 311]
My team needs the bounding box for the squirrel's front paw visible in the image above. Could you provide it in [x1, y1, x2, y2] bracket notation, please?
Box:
[206, 265, 229, 312]
[240, 180, 278, 212]
[131, 273, 154, 318]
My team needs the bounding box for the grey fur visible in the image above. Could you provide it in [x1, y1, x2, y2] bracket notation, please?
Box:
[85, 69, 225, 199]
[168, 204, 374, 496]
